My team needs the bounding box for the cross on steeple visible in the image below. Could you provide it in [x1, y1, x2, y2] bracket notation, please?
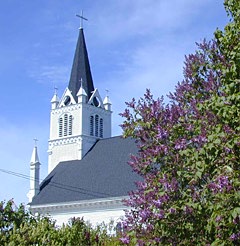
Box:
[33, 138, 38, 147]
[76, 10, 88, 29]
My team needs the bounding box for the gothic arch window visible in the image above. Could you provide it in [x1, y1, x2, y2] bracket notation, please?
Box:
[59, 118, 63, 137]
[59, 113, 73, 137]
[68, 115, 73, 135]
[100, 118, 103, 138]
[89, 114, 103, 138]
[90, 116, 94, 136]
[95, 115, 99, 137]
[64, 114, 68, 136]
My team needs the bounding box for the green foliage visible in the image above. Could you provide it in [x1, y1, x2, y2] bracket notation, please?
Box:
[0, 200, 124, 246]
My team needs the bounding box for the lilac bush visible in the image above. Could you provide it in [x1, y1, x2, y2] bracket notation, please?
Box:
[120, 0, 240, 245]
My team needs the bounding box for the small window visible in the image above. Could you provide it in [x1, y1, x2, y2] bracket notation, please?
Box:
[90, 116, 94, 136]
[59, 118, 63, 137]
[68, 115, 73, 135]
[64, 114, 68, 136]
[95, 115, 99, 137]
[100, 118, 103, 138]
[59, 113, 73, 137]
[90, 114, 103, 138]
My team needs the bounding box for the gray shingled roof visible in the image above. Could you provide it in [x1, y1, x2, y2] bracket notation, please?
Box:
[68, 28, 94, 102]
[31, 136, 139, 205]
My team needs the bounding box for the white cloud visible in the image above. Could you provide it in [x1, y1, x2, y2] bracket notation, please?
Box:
[90, 0, 213, 44]
[28, 65, 70, 86]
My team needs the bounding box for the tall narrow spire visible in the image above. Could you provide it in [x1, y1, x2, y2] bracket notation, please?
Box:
[68, 28, 94, 102]
[28, 140, 40, 203]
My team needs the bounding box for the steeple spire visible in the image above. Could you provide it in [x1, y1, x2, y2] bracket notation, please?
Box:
[28, 139, 40, 203]
[31, 139, 40, 163]
[68, 23, 94, 103]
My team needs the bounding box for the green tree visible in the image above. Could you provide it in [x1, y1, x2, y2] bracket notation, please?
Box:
[120, 0, 240, 245]
[0, 200, 124, 245]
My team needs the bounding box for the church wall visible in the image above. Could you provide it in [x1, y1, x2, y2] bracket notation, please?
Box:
[48, 103, 85, 172]
[51, 208, 125, 228]
[48, 99, 111, 172]
[48, 135, 98, 173]
[48, 140, 79, 172]
[30, 197, 126, 229]
[81, 103, 112, 138]
[49, 104, 83, 140]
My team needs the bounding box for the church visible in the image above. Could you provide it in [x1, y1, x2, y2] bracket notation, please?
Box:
[27, 20, 139, 226]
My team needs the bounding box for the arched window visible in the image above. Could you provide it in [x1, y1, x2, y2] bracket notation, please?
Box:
[100, 118, 103, 138]
[95, 115, 99, 137]
[90, 116, 94, 136]
[68, 115, 73, 135]
[59, 114, 73, 137]
[90, 115, 103, 138]
[64, 114, 68, 136]
[59, 118, 63, 137]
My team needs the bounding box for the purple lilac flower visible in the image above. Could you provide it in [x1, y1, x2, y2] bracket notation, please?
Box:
[139, 209, 151, 221]
[184, 205, 193, 214]
[169, 207, 176, 214]
[174, 139, 187, 150]
[208, 175, 232, 194]
[156, 126, 168, 139]
[153, 199, 162, 208]
[230, 232, 240, 241]
[137, 240, 145, 246]
[215, 215, 222, 222]
[157, 210, 165, 219]
[120, 236, 130, 244]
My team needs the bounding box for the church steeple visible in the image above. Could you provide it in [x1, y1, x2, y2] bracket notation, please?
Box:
[48, 20, 112, 173]
[68, 28, 94, 102]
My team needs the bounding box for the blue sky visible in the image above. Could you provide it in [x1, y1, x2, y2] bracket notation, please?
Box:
[0, 0, 228, 205]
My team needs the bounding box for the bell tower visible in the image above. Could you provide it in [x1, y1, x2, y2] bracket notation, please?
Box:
[48, 25, 112, 173]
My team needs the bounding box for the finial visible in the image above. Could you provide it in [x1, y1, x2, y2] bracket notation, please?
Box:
[103, 89, 112, 110]
[76, 10, 88, 29]
[105, 89, 109, 96]
[54, 86, 58, 95]
[80, 78, 83, 87]
[33, 138, 38, 147]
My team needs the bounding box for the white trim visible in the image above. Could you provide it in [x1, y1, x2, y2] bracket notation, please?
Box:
[48, 135, 97, 147]
[58, 87, 76, 107]
[88, 88, 104, 108]
[30, 196, 128, 214]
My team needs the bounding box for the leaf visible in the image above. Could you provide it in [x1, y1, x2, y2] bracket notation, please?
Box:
[232, 207, 240, 218]
[196, 171, 202, 179]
